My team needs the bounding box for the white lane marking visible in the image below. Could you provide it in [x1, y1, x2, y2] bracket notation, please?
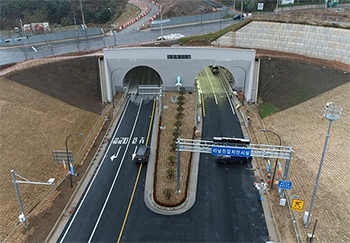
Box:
[110, 147, 121, 161]
[204, 68, 218, 105]
[220, 78, 236, 115]
[132, 146, 138, 161]
[59, 98, 131, 243]
[87, 99, 144, 243]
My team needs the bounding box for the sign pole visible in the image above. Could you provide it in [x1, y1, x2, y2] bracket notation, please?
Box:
[176, 139, 181, 194]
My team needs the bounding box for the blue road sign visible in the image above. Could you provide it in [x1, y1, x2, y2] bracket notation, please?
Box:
[211, 146, 251, 157]
[278, 180, 293, 190]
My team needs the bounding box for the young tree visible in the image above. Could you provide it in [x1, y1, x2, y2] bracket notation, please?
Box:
[175, 114, 184, 121]
[166, 168, 176, 179]
[172, 131, 180, 140]
[168, 155, 177, 166]
[163, 188, 174, 200]
[170, 141, 177, 152]
[176, 106, 184, 115]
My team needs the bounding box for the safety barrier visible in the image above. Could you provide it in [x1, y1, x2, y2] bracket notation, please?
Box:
[116, 0, 161, 32]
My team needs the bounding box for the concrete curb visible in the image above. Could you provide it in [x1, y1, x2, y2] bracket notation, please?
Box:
[144, 97, 202, 215]
[45, 95, 129, 243]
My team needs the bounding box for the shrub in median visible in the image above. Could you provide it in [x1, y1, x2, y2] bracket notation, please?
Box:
[163, 188, 175, 200]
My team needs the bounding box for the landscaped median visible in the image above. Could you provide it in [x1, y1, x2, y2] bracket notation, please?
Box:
[153, 90, 197, 206]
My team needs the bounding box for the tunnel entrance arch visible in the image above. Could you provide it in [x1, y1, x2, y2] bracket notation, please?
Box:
[103, 47, 256, 103]
[123, 66, 163, 94]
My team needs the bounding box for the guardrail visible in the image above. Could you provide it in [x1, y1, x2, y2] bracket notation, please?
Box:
[0, 28, 103, 47]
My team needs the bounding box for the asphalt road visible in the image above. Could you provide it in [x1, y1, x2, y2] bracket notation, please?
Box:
[0, 19, 235, 66]
[58, 96, 156, 242]
[58, 68, 268, 242]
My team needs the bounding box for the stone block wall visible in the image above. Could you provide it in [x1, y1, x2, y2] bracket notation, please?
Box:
[213, 21, 350, 65]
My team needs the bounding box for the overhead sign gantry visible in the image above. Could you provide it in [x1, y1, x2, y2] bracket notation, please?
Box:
[175, 138, 293, 197]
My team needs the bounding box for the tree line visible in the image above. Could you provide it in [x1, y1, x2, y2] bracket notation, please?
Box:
[0, 0, 128, 30]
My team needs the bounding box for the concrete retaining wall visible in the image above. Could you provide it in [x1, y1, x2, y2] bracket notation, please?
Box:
[212, 21, 350, 65]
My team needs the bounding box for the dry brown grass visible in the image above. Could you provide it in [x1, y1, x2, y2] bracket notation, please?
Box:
[0, 77, 99, 240]
[154, 91, 196, 205]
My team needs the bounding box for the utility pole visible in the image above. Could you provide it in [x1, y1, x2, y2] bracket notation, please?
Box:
[80, 0, 86, 28]
[304, 102, 342, 228]
[11, 170, 55, 229]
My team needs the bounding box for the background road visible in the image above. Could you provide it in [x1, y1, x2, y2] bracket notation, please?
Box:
[0, 19, 234, 66]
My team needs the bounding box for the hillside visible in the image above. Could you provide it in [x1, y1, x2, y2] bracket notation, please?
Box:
[5, 57, 103, 114]
[258, 57, 349, 116]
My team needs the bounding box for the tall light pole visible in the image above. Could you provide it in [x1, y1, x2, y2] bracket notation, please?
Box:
[65, 133, 84, 188]
[11, 170, 55, 229]
[108, 7, 112, 20]
[80, 0, 86, 28]
[275, 0, 279, 15]
[233, 65, 247, 106]
[200, 6, 204, 26]
[304, 102, 342, 228]
[261, 129, 282, 189]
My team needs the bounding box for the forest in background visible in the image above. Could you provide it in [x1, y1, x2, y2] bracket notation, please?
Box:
[0, 0, 128, 30]
[0, 0, 335, 31]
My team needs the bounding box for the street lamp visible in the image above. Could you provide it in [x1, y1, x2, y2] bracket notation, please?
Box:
[304, 102, 342, 228]
[11, 170, 55, 229]
[275, 0, 279, 15]
[108, 8, 112, 19]
[200, 6, 204, 26]
[79, 0, 86, 28]
[233, 65, 247, 106]
[65, 133, 84, 188]
[261, 129, 282, 189]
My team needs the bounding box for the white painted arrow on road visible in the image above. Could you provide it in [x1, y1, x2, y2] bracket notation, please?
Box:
[110, 147, 121, 161]
[132, 146, 138, 161]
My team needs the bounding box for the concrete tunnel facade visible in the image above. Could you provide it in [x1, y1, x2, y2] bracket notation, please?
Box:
[103, 47, 256, 102]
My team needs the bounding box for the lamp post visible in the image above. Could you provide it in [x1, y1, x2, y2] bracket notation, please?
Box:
[65, 133, 84, 188]
[11, 170, 55, 229]
[233, 65, 247, 106]
[275, 0, 279, 15]
[108, 8, 112, 19]
[261, 129, 281, 189]
[304, 102, 342, 228]
[79, 0, 86, 28]
[200, 6, 204, 26]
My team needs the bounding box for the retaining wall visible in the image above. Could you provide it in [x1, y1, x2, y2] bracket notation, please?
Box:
[212, 21, 350, 65]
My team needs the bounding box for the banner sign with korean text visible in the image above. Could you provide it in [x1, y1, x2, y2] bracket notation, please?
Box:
[211, 146, 251, 157]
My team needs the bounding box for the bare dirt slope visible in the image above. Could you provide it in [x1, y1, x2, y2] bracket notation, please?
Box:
[252, 56, 349, 243]
[0, 57, 107, 242]
[155, 0, 216, 18]
[5, 57, 103, 114]
[256, 7, 350, 26]
[259, 57, 349, 111]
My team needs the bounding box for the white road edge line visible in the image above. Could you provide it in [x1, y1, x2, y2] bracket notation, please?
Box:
[59, 98, 131, 243]
[220, 78, 236, 115]
[87, 98, 144, 243]
[204, 68, 218, 105]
